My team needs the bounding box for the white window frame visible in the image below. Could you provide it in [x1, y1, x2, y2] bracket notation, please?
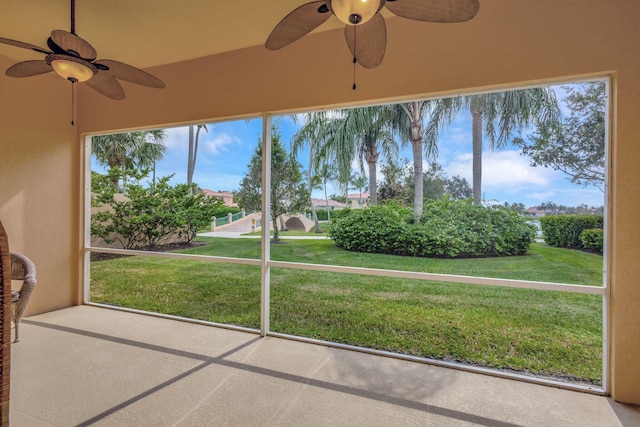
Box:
[82, 77, 611, 395]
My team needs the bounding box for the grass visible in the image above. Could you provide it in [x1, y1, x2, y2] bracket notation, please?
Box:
[90, 238, 604, 384]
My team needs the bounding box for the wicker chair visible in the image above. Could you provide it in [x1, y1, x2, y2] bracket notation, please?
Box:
[0, 220, 12, 425]
[10, 252, 36, 343]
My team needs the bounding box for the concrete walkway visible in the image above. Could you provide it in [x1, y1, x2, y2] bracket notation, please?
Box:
[203, 213, 328, 239]
[198, 230, 329, 240]
[11, 306, 640, 426]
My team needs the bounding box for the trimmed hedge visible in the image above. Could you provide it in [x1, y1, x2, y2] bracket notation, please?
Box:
[539, 215, 603, 248]
[580, 228, 604, 252]
[329, 200, 536, 258]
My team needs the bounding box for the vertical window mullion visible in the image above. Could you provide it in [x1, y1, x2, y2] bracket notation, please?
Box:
[260, 114, 272, 336]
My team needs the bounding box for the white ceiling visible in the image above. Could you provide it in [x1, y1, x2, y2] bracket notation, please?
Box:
[0, 0, 347, 69]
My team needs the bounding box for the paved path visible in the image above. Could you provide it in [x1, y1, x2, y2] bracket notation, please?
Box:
[199, 212, 328, 239]
[213, 212, 261, 233]
[198, 230, 328, 240]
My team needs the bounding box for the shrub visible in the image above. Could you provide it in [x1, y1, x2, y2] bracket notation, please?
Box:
[309, 209, 330, 221]
[580, 228, 604, 253]
[540, 215, 603, 248]
[329, 199, 536, 258]
[92, 176, 227, 249]
[327, 208, 353, 222]
[328, 204, 412, 254]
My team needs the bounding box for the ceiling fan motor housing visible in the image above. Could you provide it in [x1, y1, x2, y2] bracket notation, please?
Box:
[46, 54, 97, 82]
[328, 0, 384, 25]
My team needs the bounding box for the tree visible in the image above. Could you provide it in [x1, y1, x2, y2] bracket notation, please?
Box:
[293, 107, 397, 208]
[377, 158, 412, 205]
[291, 114, 329, 233]
[387, 101, 438, 219]
[423, 162, 447, 200]
[429, 88, 561, 204]
[513, 82, 606, 191]
[330, 194, 347, 203]
[92, 130, 167, 193]
[315, 163, 338, 222]
[539, 201, 559, 212]
[187, 124, 208, 187]
[445, 175, 472, 200]
[350, 172, 368, 202]
[503, 202, 525, 213]
[237, 124, 309, 243]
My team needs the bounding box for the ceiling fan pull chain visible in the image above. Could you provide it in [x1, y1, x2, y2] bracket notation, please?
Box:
[352, 25, 357, 90]
[71, 83, 75, 126]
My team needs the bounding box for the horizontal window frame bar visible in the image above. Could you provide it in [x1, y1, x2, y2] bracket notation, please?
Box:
[88, 247, 603, 295]
[86, 247, 261, 267]
[270, 260, 604, 295]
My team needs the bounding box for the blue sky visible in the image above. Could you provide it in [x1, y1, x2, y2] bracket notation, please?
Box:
[93, 83, 605, 209]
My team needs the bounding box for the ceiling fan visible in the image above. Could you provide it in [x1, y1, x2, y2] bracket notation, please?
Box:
[266, 0, 480, 70]
[0, 0, 164, 101]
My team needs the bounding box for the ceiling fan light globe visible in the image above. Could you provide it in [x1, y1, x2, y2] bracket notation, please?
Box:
[49, 56, 95, 82]
[331, 0, 381, 25]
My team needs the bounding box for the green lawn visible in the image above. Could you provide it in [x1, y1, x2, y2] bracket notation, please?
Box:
[90, 239, 603, 384]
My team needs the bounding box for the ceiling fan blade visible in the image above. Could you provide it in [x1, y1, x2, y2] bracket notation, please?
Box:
[6, 60, 53, 77]
[345, 14, 386, 69]
[49, 30, 97, 60]
[93, 60, 165, 88]
[0, 37, 50, 55]
[385, 0, 479, 22]
[266, 1, 332, 50]
[85, 71, 125, 100]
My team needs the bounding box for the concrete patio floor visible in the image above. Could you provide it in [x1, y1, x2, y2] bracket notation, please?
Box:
[9, 306, 640, 426]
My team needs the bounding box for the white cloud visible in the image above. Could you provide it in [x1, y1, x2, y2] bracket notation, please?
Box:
[443, 127, 471, 146]
[162, 126, 189, 150]
[446, 150, 556, 190]
[204, 133, 240, 156]
[159, 126, 240, 157]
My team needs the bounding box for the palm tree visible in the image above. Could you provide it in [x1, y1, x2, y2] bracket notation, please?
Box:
[386, 101, 438, 219]
[92, 130, 167, 193]
[293, 107, 397, 210]
[315, 163, 338, 221]
[349, 172, 368, 207]
[291, 112, 329, 233]
[187, 124, 208, 187]
[429, 88, 561, 204]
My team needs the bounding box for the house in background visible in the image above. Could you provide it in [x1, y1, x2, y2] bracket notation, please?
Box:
[311, 198, 347, 211]
[522, 207, 547, 218]
[347, 192, 370, 209]
[201, 189, 238, 208]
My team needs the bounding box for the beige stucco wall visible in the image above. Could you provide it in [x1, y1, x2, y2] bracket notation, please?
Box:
[0, 56, 81, 313]
[1, 0, 638, 404]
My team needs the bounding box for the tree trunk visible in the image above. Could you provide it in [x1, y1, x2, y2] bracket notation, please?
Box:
[364, 135, 378, 205]
[412, 140, 423, 219]
[112, 176, 120, 194]
[307, 150, 321, 233]
[311, 205, 320, 232]
[367, 161, 377, 205]
[193, 125, 203, 180]
[405, 101, 425, 220]
[471, 109, 483, 205]
[324, 181, 331, 222]
[272, 216, 280, 243]
[187, 125, 195, 186]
